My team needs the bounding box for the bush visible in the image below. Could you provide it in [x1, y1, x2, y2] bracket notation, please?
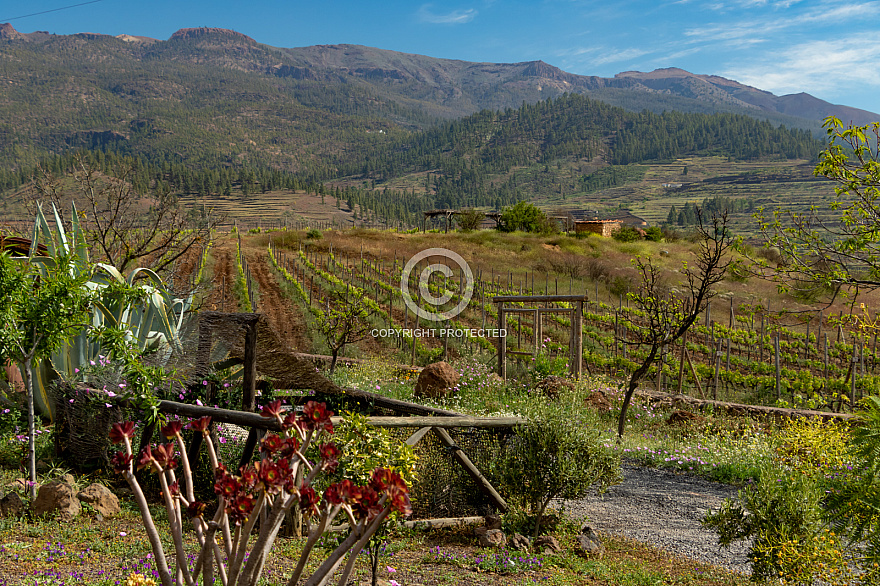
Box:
[611, 224, 642, 242]
[824, 396, 880, 582]
[494, 412, 620, 537]
[702, 462, 848, 583]
[499, 202, 555, 234]
[456, 208, 484, 232]
[644, 226, 663, 242]
[306, 228, 323, 239]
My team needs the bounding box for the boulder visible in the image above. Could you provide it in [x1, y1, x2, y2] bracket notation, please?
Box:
[667, 410, 706, 426]
[509, 533, 531, 551]
[77, 483, 120, 518]
[536, 376, 574, 399]
[0, 492, 25, 518]
[575, 525, 605, 557]
[413, 362, 459, 399]
[585, 391, 612, 411]
[478, 528, 507, 549]
[32, 480, 80, 521]
[484, 514, 502, 530]
[533, 535, 562, 554]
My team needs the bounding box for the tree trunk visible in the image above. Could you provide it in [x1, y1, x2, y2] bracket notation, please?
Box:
[329, 349, 340, 375]
[23, 356, 36, 499]
[617, 344, 659, 438]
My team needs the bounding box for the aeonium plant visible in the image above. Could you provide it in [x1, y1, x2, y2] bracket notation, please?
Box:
[109, 400, 411, 586]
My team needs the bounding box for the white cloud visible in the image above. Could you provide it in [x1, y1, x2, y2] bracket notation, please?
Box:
[417, 5, 477, 24]
[722, 33, 880, 97]
[590, 47, 652, 65]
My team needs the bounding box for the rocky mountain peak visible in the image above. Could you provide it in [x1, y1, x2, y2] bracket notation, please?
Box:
[0, 23, 24, 40]
[169, 27, 256, 44]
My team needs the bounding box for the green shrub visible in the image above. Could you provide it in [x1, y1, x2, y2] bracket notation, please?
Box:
[702, 462, 839, 583]
[306, 228, 323, 239]
[499, 202, 555, 234]
[824, 396, 880, 582]
[644, 226, 663, 242]
[456, 208, 484, 232]
[611, 224, 642, 242]
[493, 412, 620, 537]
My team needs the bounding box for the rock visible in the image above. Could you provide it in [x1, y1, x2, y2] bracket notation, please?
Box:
[413, 362, 459, 399]
[536, 375, 574, 399]
[473, 526, 488, 536]
[484, 514, 502, 530]
[77, 483, 120, 518]
[32, 480, 80, 521]
[35, 460, 49, 473]
[0, 492, 25, 518]
[478, 528, 506, 549]
[575, 525, 605, 557]
[509, 533, 530, 551]
[667, 410, 706, 426]
[585, 391, 612, 411]
[533, 535, 562, 554]
[61, 473, 76, 486]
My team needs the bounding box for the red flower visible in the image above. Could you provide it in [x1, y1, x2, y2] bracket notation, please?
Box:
[260, 433, 284, 455]
[109, 422, 136, 444]
[214, 469, 241, 499]
[169, 480, 180, 496]
[187, 501, 206, 519]
[299, 484, 320, 518]
[227, 493, 256, 526]
[319, 442, 341, 473]
[260, 400, 284, 419]
[300, 402, 334, 433]
[153, 444, 178, 470]
[323, 482, 345, 505]
[352, 486, 382, 521]
[279, 436, 301, 458]
[256, 459, 284, 493]
[240, 465, 258, 489]
[161, 421, 184, 440]
[136, 446, 155, 472]
[187, 417, 212, 433]
[281, 411, 299, 432]
[390, 491, 412, 516]
[110, 451, 133, 474]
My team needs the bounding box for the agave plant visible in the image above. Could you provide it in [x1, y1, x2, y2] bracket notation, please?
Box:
[13, 203, 191, 420]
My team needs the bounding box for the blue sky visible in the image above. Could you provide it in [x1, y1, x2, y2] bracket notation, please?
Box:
[3, 0, 879, 114]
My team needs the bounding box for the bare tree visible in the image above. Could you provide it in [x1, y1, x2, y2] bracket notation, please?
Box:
[318, 289, 376, 374]
[617, 211, 732, 437]
[27, 155, 221, 276]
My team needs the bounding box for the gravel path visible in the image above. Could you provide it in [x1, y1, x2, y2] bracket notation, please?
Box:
[567, 462, 752, 575]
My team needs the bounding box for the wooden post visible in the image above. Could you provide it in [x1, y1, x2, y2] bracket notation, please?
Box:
[713, 339, 722, 400]
[851, 341, 859, 407]
[705, 301, 711, 346]
[574, 300, 584, 379]
[677, 332, 687, 395]
[498, 306, 507, 379]
[726, 338, 731, 372]
[775, 332, 781, 401]
[729, 296, 734, 328]
[432, 427, 508, 512]
[759, 314, 765, 363]
[242, 318, 258, 412]
[683, 347, 705, 399]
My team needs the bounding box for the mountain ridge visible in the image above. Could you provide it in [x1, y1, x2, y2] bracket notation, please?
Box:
[1, 21, 875, 126]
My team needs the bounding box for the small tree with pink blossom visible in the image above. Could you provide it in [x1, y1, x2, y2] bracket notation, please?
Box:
[110, 399, 411, 586]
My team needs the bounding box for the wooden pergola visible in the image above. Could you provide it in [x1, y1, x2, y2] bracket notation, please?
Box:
[493, 294, 586, 380]
[421, 209, 502, 232]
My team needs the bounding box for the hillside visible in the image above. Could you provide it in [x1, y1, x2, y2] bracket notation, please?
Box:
[0, 23, 875, 174]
